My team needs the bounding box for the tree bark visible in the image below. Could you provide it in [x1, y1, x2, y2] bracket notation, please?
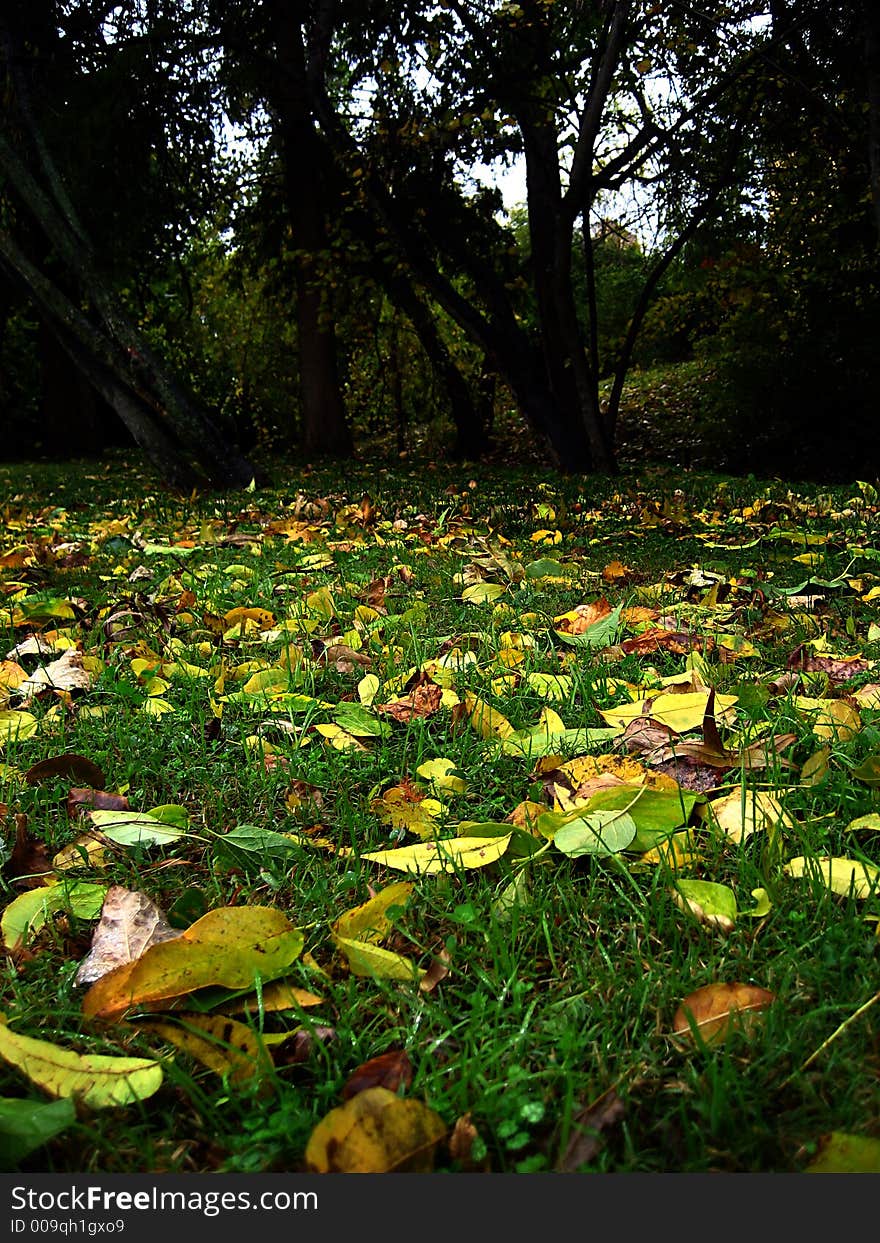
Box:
[270, 2, 352, 457]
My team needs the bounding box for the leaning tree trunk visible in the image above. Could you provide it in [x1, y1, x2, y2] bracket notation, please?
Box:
[0, 228, 201, 489]
[0, 100, 257, 488]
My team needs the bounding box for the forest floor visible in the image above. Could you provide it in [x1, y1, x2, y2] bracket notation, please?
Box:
[0, 454, 878, 1174]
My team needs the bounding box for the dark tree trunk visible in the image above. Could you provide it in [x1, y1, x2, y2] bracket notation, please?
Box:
[271, 3, 351, 457]
[865, 0, 880, 246]
[0, 118, 257, 488]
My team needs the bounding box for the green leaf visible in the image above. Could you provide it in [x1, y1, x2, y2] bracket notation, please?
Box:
[852, 755, 880, 787]
[0, 1097, 76, 1168]
[212, 824, 302, 871]
[673, 880, 737, 933]
[583, 786, 699, 849]
[2, 882, 107, 951]
[805, 1132, 880, 1173]
[87, 810, 187, 846]
[0, 1024, 162, 1109]
[554, 811, 637, 857]
[553, 601, 623, 648]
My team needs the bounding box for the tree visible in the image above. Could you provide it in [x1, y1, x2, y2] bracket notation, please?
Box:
[281, 0, 772, 471]
[0, 2, 258, 487]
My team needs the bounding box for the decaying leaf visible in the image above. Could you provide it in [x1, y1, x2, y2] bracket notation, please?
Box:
[305, 1086, 446, 1172]
[557, 1088, 626, 1172]
[672, 982, 775, 1047]
[804, 1132, 880, 1173]
[134, 1014, 265, 1084]
[74, 885, 182, 987]
[25, 754, 105, 788]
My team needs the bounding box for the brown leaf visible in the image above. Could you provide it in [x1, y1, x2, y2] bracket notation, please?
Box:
[557, 1088, 625, 1172]
[74, 885, 182, 987]
[25, 754, 106, 789]
[448, 1113, 486, 1170]
[672, 982, 775, 1047]
[67, 788, 130, 819]
[342, 1050, 413, 1100]
[418, 950, 451, 993]
[375, 675, 443, 722]
[620, 629, 712, 656]
[320, 643, 372, 673]
[787, 645, 872, 685]
[554, 598, 612, 635]
[4, 813, 53, 888]
[275, 1025, 337, 1066]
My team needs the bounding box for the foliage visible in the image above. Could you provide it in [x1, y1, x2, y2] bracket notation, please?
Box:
[0, 455, 879, 1173]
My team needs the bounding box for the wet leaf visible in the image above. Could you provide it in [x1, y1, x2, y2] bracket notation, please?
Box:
[305, 1087, 446, 1172]
[0, 1022, 163, 1108]
[333, 936, 425, 981]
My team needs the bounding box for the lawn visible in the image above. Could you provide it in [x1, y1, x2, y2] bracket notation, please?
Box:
[0, 454, 878, 1175]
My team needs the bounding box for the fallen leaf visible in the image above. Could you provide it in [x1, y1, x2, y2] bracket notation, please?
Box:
[0, 1097, 76, 1168]
[342, 1050, 413, 1100]
[333, 936, 425, 981]
[2, 881, 107, 952]
[672, 880, 737, 933]
[0, 1022, 162, 1108]
[74, 886, 182, 987]
[706, 790, 791, 843]
[784, 856, 880, 899]
[804, 1132, 880, 1173]
[557, 1088, 626, 1172]
[82, 906, 304, 1021]
[332, 882, 413, 943]
[305, 1086, 446, 1172]
[361, 834, 513, 875]
[134, 1014, 265, 1084]
[672, 982, 775, 1047]
[25, 754, 105, 788]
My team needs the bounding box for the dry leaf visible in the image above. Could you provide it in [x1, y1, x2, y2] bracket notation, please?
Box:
[342, 1050, 413, 1100]
[74, 885, 182, 987]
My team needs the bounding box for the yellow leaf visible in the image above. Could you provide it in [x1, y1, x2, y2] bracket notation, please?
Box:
[416, 758, 468, 794]
[223, 607, 275, 630]
[135, 1014, 265, 1084]
[141, 698, 174, 717]
[463, 691, 515, 740]
[0, 1021, 162, 1108]
[525, 673, 573, 701]
[362, 834, 512, 875]
[332, 882, 413, 943]
[600, 691, 737, 733]
[82, 906, 304, 1021]
[0, 710, 38, 745]
[785, 856, 880, 899]
[358, 673, 381, 704]
[305, 1087, 446, 1172]
[333, 936, 425, 981]
[707, 790, 792, 843]
[217, 980, 323, 1015]
[794, 697, 861, 741]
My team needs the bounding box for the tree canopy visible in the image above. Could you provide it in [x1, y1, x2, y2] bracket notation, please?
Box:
[0, 0, 877, 481]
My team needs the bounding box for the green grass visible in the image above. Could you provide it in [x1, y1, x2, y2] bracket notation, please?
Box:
[0, 452, 878, 1174]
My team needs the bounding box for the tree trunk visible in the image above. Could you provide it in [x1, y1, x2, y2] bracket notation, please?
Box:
[271, 3, 351, 458]
[0, 130, 258, 488]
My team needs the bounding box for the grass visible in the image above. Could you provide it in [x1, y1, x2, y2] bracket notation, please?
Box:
[0, 451, 878, 1174]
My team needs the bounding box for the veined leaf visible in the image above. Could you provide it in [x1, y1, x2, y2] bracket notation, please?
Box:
[0, 1023, 162, 1108]
[362, 834, 512, 875]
